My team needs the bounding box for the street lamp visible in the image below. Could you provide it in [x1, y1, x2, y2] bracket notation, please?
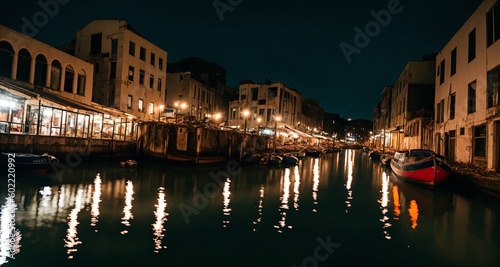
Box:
[158, 104, 164, 122]
[214, 112, 222, 126]
[256, 117, 262, 135]
[242, 109, 250, 135]
[273, 115, 281, 153]
[174, 101, 186, 123]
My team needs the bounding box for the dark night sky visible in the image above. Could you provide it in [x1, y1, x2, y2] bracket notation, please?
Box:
[0, 0, 483, 120]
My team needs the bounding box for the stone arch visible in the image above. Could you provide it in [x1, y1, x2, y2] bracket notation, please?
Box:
[16, 48, 32, 82]
[0, 41, 14, 78]
[50, 59, 62, 90]
[64, 64, 74, 93]
[34, 54, 48, 87]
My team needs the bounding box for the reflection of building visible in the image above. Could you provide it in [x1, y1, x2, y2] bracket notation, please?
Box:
[0, 24, 136, 141]
[228, 80, 302, 131]
[74, 20, 167, 121]
[167, 57, 232, 121]
[434, 0, 500, 169]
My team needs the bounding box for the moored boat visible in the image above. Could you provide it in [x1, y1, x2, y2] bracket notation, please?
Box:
[282, 154, 299, 165]
[390, 149, 452, 187]
[369, 150, 381, 161]
[305, 150, 322, 157]
[269, 155, 283, 165]
[1, 152, 59, 173]
[380, 153, 393, 167]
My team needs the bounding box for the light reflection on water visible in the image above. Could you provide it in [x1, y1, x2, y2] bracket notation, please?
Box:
[3, 151, 500, 266]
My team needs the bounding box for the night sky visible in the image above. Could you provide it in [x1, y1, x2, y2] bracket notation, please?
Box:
[0, 0, 483, 120]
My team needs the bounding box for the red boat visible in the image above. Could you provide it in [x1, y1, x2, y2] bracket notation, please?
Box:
[390, 149, 452, 187]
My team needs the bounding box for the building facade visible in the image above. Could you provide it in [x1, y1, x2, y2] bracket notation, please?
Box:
[299, 98, 324, 134]
[390, 58, 435, 150]
[75, 20, 168, 121]
[0, 24, 134, 140]
[228, 80, 302, 132]
[434, 0, 500, 169]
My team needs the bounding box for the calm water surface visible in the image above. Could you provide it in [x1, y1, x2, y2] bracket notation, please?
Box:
[1, 149, 499, 266]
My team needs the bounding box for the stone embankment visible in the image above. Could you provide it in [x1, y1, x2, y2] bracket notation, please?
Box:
[448, 162, 500, 198]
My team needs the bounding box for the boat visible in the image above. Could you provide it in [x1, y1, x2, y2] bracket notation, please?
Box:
[305, 150, 322, 157]
[390, 149, 452, 187]
[362, 147, 371, 153]
[292, 151, 306, 158]
[282, 154, 299, 165]
[380, 153, 392, 167]
[369, 150, 381, 161]
[120, 159, 138, 168]
[0, 152, 59, 173]
[269, 155, 283, 165]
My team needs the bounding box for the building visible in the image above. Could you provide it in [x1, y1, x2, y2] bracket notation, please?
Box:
[0, 24, 133, 140]
[74, 20, 168, 121]
[323, 112, 340, 138]
[166, 57, 231, 121]
[373, 85, 394, 148]
[434, 0, 500, 169]
[228, 80, 302, 133]
[389, 57, 436, 150]
[300, 98, 324, 134]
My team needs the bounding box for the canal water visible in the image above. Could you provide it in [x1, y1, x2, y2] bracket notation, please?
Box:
[1, 149, 499, 266]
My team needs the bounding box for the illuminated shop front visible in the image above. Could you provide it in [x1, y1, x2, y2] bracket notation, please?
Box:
[0, 95, 25, 133]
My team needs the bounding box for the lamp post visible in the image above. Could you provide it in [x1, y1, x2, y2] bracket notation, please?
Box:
[273, 115, 281, 153]
[158, 104, 164, 122]
[256, 117, 261, 135]
[242, 109, 250, 135]
[214, 112, 222, 127]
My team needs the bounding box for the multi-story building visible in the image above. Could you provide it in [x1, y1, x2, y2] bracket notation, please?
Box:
[228, 80, 302, 132]
[166, 57, 231, 121]
[390, 57, 435, 150]
[74, 20, 168, 121]
[434, 0, 500, 169]
[323, 112, 340, 138]
[374, 85, 393, 148]
[300, 98, 324, 134]
[0, 24, 132, 140]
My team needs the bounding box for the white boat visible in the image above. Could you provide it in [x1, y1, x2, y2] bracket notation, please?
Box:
[282, 154, 299, 165]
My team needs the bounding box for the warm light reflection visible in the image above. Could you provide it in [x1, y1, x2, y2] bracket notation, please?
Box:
[39, 186, 52, 207]
[64, 186, 85, 260]
[275, 168, 292, 233]
[379, 172, 392, 240]
[0, 198, 21, 265]
[152, 187, 168, 253]
[392, 186, 401, 218]
[345, 149, 354, 213]
[222, 178, 231, 228]
[312, 158, 320, 212]
[121, 180, 135, 235]
[409, 200, 419, 229]
[252, 185, 265, 232]
[90, 174, 102, 229]
[293, 165, 300, 210]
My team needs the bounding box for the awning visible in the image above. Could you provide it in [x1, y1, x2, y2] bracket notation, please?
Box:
[284, 124, 313, 138]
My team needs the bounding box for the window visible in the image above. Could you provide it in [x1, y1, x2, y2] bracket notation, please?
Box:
[241, 88, 247, 100]
[468, 28, 476, 62]
[140, 47, 146, 61]
[487, 66, 500, 108]
[159, 58, 163, 70]
[94, 62, 99, 73]
[252, 87, 258, 101]
[90, 33, 102, 54]
[129, 41, 135, 56]
[127, 95, 133, 109]
[110, 62, 116, 79]
[473, 125, 486, 157]
[149, 102, 154, 115]
[439, 59, 445, 85]
[138, 98, 144, 112]
[468, 80, 476, 114]
[139, 69, 145, 85]
[450, 48, 456, 76]
[449, 93, 455, 120]
[460, 127, 465, 135]
[149, 74, 154, 89]
[111, 39, 118, 55]
[436, 99, 444, 123]
[487, 2, 500, 47]
[268, 87, 278, 98]
[128, 66, 134, 81]
[150, 53, 155, 66]
[258, 99, 266, 105]
[157, 78, 162, 92]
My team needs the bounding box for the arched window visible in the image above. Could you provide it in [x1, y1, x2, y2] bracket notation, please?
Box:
[17, 48, 31, 83]
[50, 60, 61, 90]
[34, 54, 47, 87]
[77, 69, 86, 96]
[0, 41, 14, 78]
[64, 65, 74, 93]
